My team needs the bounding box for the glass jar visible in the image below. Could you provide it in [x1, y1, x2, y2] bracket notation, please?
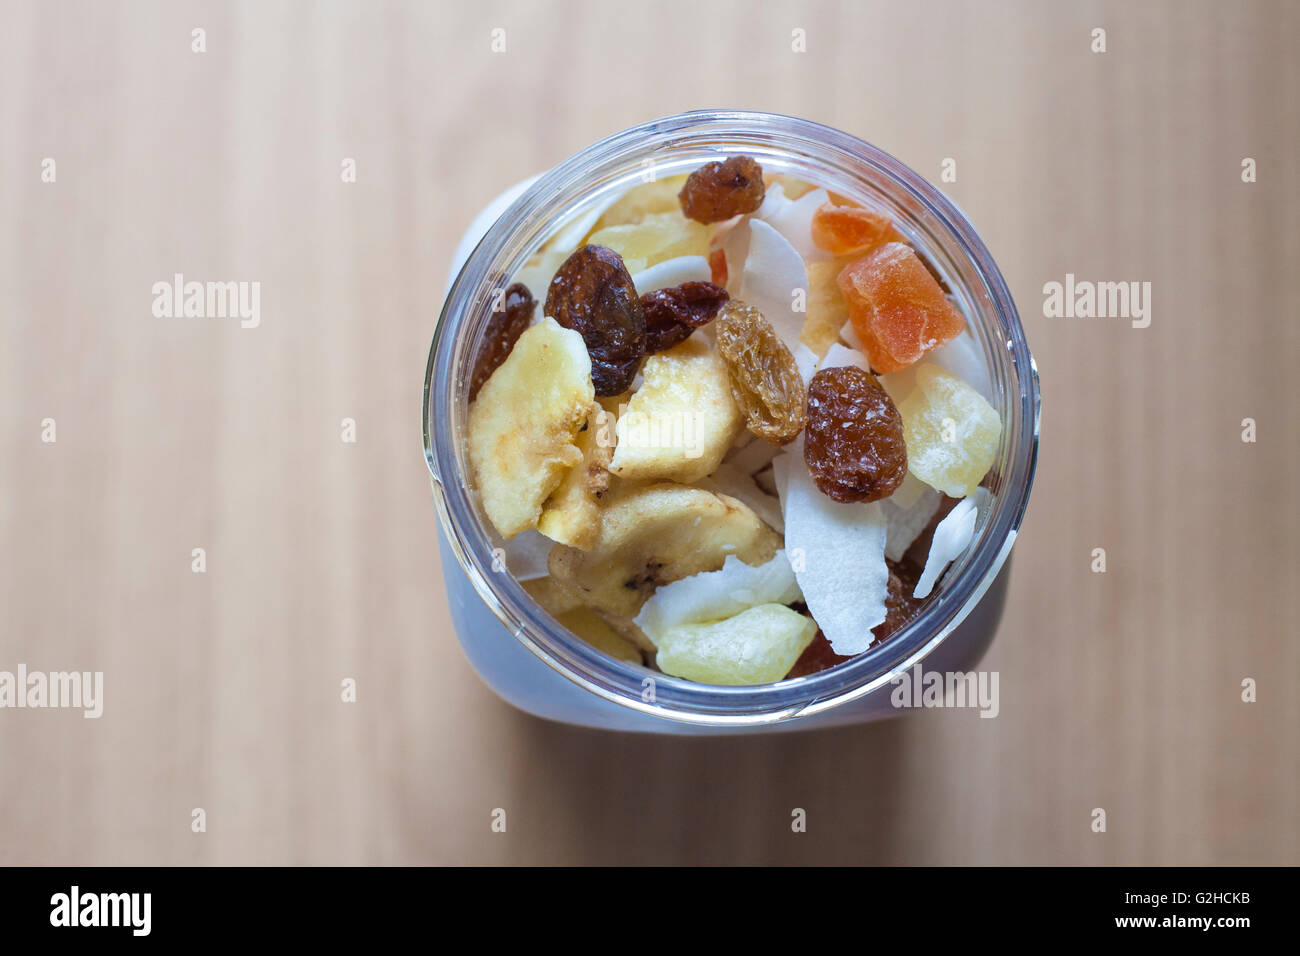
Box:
[423, 110, 1040, 734]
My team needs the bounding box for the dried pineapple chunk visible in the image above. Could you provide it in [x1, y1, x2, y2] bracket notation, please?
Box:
[609, 338, 741, 484]
[586, 212, 713, 270]
[655, 604, 817, 685]
[547, 482, 780, 621]
[896, 363, 1000, 498]
[467, 317, 594, 538]
[591, 175, 690, 229]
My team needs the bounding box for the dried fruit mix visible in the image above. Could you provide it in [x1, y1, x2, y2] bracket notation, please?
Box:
[463, 153, 1001, 684]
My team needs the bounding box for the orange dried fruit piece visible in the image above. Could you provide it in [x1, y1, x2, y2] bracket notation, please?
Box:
[836, 242, 966, 374]
[810, 202, 900, 257]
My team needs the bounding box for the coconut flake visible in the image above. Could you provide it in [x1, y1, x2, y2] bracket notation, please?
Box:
[794, 342, 819, 383]
[878, 325, 994, 410]
[913, 490, 986, 598]
[738, 219, 809, 353]
[633, 550, 801, 643]
[759, 187, 831, 262]
[513, 249, 569, 307]
[781, 453, 889, 654]
[547, 184, 630, 255]
[720, 219, 753, 296]
[498, 529, 552, 581]
[757, 182, 788, 216]
[725, 433, 781, 476]
[817, 342, 871, 374]
[703, 462, 784, 533]
[881, 473, 942, 562]
[927, 327, 995, 404]
[630, 255, 712, 296]
[840, 319, 865, 351]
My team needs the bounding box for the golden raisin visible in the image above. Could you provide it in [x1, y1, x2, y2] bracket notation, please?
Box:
[544, 245, 645, 396]
[714, 301, 807, 445]
[678, 156, 766, 224]
[804, 365, 907, 502]
[469, 282, 534, 400]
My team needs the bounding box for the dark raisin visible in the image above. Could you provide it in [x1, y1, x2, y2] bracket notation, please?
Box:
[641, 281, 729, 354]
[678, 156, 766, 224]
[545, 245, 645, 396]
[871, 559, 925, 645]
[785, 628, 852, 679]
[469, 282, 535, 400]
[804, 365, 907, 502]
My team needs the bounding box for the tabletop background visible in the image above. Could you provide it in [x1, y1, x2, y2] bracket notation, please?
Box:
[1, 0, 1296, 866]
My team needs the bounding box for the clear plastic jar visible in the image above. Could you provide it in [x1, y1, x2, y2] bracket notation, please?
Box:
[423, 110, 1040, 733]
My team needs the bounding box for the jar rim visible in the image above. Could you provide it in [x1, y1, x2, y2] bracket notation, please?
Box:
[424, 109, 1040, 725]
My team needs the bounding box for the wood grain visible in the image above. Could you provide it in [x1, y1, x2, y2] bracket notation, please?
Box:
[0, 0, 1296, 865]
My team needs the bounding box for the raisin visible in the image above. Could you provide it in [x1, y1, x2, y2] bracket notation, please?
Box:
[641, 281, 729, 354]
[785, 629, 852, 678]
[469, 282, 534, 400]
[678, 156, 766, 224]
[714, 301, 807, 445]
[804, 365, 907, 502]
[871, 559, 925, 645]
[545, 245, 645, 396]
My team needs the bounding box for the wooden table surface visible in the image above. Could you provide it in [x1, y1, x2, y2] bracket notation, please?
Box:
[1, 0, 1296, 865]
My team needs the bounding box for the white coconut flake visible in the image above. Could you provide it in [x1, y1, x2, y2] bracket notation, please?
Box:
[878, 365, 917, 406]
[782, 457, 889, 655]
[888, 469, 932, 511]
[771, 449, 795, 510]
[840, 319, 865, 351]
[913, 490, 986, 599]
[633, 550, 801, 643]
[547, 184, 630, 254]
[794, 342, 819, 383]
[630, 255, 712, 296]
[725, 434, 781, 476]
[817, 342, 871, 374]
[499, 529, 552, 581]
[703, 462, 784, 533]
[754, 182, 788, 219]
[738, 218, 809, 353]
[926, 327, 995, 405]
[513, 249, 570, 308]
[759, 187, 831, 262]
[881, 474, 942, 562]
[720, 219, 753, 296]
[878, 326, 994, 409]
